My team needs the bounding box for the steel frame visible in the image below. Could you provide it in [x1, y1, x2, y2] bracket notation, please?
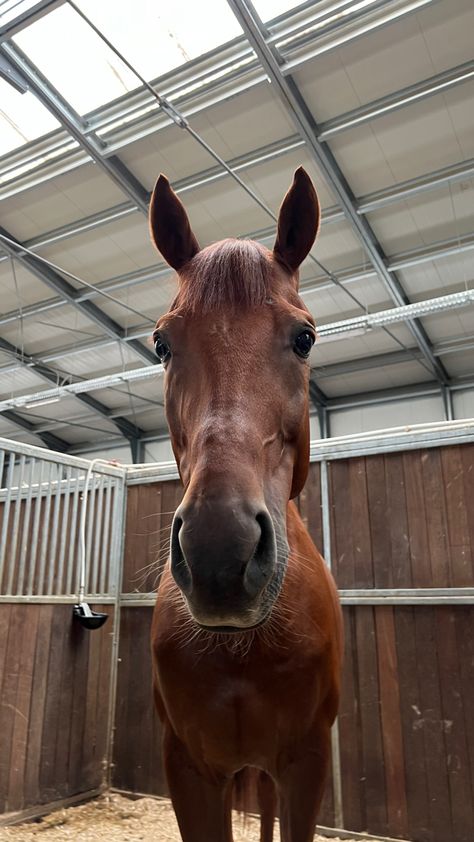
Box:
[0, 0, 472, 451]
[227, 0, 449, 390]
[0, 1, 456, 199]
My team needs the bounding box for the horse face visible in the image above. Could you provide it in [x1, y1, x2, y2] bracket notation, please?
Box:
[150, 169, 320, 630]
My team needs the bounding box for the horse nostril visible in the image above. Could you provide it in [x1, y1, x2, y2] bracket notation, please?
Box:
[243, 511, 276, 599]
[170, 515, 193, 595]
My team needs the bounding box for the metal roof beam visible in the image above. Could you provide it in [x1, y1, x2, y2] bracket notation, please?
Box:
[2, 409, 69, 452]
[0, 3, 464, 201]
[0, 224, 155, 366]
[0, 336, 145, 442]
[0, 42, 150, 214]
[0, 0, 64, 42]
[317, 60, 474, 141]
[2, 146, 472, 274]
[227, 0, 450, 388]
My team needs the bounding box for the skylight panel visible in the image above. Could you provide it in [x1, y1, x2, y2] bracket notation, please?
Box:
[13, 0, 242, 116]
[0, 78, 59, 157]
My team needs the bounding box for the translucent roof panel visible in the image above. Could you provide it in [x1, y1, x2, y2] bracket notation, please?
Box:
[253, 0, 378, 26]
[0, 0, 40, 26]
[0, 79, 59, 156]
[13, 0, 242, 115]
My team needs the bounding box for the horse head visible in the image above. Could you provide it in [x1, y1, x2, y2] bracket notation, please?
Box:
[149, 168, 320, 631]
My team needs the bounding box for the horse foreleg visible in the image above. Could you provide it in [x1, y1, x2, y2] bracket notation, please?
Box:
[277, 731, 330, 842]
[258, 771, 277, 842]
[163, 726, 233, 842]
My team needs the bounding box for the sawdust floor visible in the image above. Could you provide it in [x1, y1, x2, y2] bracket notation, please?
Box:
[0, 794, 357, 841]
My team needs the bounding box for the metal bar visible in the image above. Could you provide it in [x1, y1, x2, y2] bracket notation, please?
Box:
[0, 0, 63, 42]
[36, 460, 54, 594]
[227, 0, 449, 388]
[15, 456, 35, 595]
[0, 42, 151, 213]
[0, 0, 444, 203]
[6, 453, 26, 593]
[83, 472, 97, 596]
[4, 285, 473, 417]
[1, 145, 471, 282]
[45, 461, 63, 593]
[91, 473, 105, 594]
[319, 458, 344, 828]
[0, 436, 125, 477]
[0, 224, 155, 366]
[104, 476, 127, 785]
[1, 408, 69, 451]
[0, 452, 15, 591]
[99, 477, 113, 594]
[26, 458, 45, 594]
[118, 588, 474, 607]
[56, 463, 72, 593]
[0, 335, 146, 442]
[317, 60, 474, 140]
[66, 465, 81, 595]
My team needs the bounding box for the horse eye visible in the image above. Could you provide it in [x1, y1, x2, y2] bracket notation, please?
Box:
[154, 336, 171, 363]
[294, 330, 315, 358]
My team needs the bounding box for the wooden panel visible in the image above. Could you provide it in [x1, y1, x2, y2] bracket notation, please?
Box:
[0, 603, 113, 815]
[296, 462, 323, 553]
[122, 480, 182, 593]
[112, 607, 165, 796]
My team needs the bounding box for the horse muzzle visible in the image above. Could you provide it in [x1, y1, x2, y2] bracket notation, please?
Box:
[169, 498, 277, 629]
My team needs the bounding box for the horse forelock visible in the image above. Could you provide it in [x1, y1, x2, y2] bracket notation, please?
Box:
[173, 239, 274, 313]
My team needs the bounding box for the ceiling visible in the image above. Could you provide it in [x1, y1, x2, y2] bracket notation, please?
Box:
[0, 0, 473, 459]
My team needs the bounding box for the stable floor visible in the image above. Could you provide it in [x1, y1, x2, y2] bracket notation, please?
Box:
[0, 794, 361, 841]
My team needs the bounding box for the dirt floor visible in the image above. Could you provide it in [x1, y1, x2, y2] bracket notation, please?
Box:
[0, 794, 357, 841]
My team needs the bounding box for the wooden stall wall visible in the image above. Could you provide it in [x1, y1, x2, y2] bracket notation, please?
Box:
[0, 603, 113, 819]
[114, 447, 474, 842]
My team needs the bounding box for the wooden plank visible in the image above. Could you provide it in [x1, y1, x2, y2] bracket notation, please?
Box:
[112, 608, 132, 791]
[7, 605, 40, 812]
[403, 452, 432, 588]
[375, 606, 408, 839]
[137, 484, 164, 594]
[420, 450, 451, 587]
[349, 459, 373, 589]
[355, 606, 387, 835]
[435, 606, 474, 841]
[454, 607, 474, 814]
[67, 620, 91, 794]
[329, 461, 354, 588]
[81, 609, 103, 791]
[122, 485, 139, 593]
[384, 453, 411, 588]
[0, 605, 23, 812]
[366, 455, 391, 588]
[337, 606, 365, 832]
[297, 463, 323, 553]
[23, 604, 53, 809]
[441, 446, 473, 587]
[413, 607, 452, 842]
[53, 608, 77, 798]
[94, 605, 113, 788]
[394, 607, 431, 841]
[39, 606, 67, 802]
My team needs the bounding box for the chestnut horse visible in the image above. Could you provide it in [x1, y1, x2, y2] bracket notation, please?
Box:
[150, 168, 343, 842]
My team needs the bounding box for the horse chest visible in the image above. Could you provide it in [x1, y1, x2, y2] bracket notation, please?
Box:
[156, 641, 325, 771]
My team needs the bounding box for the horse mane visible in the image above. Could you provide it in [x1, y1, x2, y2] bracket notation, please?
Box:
[174, 239, 274, 313]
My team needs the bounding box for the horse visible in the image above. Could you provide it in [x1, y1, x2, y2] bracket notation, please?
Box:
[149, 167, 343, 842]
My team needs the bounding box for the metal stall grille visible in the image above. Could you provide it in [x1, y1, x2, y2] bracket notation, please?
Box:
[0, 439, 126, 602]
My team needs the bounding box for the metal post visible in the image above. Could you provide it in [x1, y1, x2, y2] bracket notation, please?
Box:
[104, 475, 127, 787]
[320, 458, 344, 829]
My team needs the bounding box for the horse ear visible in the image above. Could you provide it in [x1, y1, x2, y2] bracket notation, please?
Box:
[273, 167, 320, 273]
[149, 174, 200, 271]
